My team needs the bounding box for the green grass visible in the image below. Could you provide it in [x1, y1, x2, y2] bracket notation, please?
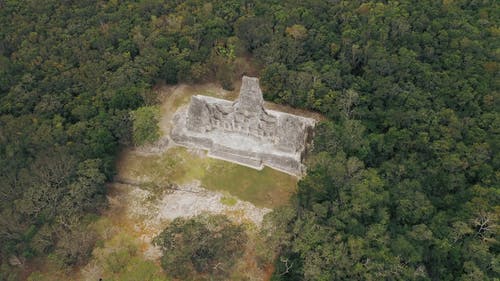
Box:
[200, 160, 296, 208]
[220, 196, 238, 206]
[118, 147, 297, 208]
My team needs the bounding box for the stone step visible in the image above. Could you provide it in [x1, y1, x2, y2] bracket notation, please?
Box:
[208, 149, 263, 170]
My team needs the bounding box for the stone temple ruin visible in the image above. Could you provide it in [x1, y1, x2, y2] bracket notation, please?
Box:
[170, 76, 316, 176]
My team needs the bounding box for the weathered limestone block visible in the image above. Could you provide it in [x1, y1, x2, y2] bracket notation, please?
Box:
[233, 76, 265, 114]
[209, 143, 263, 169]
[170, 76, 316, 176]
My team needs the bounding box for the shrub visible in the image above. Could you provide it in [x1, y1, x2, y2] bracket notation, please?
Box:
[153, 214, 247, 280]
[130, 106, 160, 146]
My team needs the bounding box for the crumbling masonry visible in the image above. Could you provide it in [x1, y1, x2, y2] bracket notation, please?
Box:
[170, 76, 316, 176]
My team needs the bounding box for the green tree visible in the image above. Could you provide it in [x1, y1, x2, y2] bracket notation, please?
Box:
[153, 214, 247, 280]
[130, 106, 160, 146]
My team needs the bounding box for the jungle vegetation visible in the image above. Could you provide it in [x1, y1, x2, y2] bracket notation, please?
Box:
[0, 0, 498, 280]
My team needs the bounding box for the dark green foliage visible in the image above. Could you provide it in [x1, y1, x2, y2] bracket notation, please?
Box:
[258, 1, 499, 280]
[153, 214, 247, 280]
[0, 0, 498, 279]
[0, 0, 248, 272]
[130, 106, 160, 146]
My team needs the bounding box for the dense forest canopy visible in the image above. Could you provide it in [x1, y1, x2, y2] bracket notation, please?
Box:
[0, 0, 498, 280]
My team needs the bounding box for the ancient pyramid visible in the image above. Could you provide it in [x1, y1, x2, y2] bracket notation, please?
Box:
[170, 76, 316, 176]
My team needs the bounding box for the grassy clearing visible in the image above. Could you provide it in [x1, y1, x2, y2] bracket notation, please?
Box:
[200, 160, 297, 208]
[117, 146, 297, 208]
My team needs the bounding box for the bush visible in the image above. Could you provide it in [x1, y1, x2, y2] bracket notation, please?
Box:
[54, 228, 97, 266]
[153, 214, 247, 280]
[130, 106, 161, 146]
